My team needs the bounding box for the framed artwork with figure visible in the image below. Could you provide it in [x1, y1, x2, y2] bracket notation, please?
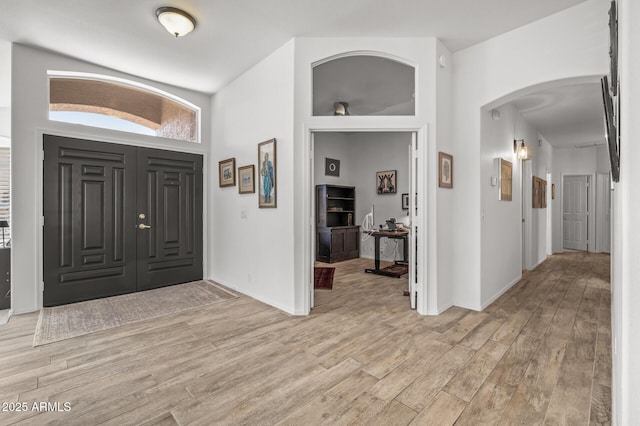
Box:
[258, 138, 277, 208]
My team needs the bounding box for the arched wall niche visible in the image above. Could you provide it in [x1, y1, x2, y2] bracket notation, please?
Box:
[312, 51, 416, 116]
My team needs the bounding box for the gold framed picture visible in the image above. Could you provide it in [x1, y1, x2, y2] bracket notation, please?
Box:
[498, 158, 512, 201]
[218, 157, 236, 187]
[238, 165, 255, 194]
[438, 152, 453, 188]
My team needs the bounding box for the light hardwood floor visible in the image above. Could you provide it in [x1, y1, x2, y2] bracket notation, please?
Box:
[0, 252, 611, 425]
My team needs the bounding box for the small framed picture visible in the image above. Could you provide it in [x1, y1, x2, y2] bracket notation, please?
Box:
[401, 193, 409, 210]
[238, 165, 255, 194]
[258, 138, 277, 208]
[376, 170, 397, 194]
[438, 152, 453, 188]
[219, 157, 236, 187]
[325, 157, 340, 177]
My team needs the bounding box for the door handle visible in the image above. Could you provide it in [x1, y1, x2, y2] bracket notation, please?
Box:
[138, 224, 151, 230]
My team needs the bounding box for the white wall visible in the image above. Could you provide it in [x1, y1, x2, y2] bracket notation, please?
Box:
[348, 133, 411, 260]
[550, 145, 608, 253]
[0, 41, 10, 141]
[435, 40, 454, 313]
[479, 104, 551, 308]
[452, 0, 609, 310]
[11, 44, 211, 314]
[613, 0, 640, 423]
[313, 133, 351, 187]
[532, 136, 553, 266]
[210, 40, 296, 314]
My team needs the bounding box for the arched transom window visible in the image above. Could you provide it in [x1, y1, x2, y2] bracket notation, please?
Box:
[48, 72, 200, 143]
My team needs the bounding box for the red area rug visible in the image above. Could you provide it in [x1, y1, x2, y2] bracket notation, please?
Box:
[314, 267, 335, 290]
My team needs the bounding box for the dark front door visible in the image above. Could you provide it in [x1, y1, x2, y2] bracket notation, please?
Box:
[136, 148, 202, 291]
[43, 135, 203, 307]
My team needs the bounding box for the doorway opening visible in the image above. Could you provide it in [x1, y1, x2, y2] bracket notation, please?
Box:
[309, 131, 420, 313]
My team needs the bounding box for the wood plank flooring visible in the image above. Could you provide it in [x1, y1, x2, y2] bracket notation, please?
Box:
[0, 252, 611, 425]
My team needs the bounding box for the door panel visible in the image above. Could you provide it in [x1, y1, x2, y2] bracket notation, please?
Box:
[44, 135, 203, 306]
[43, 135, 137, 306]
[136, 148, 203, 291]
[563, 175, 588, 251]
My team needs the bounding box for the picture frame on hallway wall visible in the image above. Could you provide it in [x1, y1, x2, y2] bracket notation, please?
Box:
[238, 165, 255, 194]
[496, 158, 512, 201]
[258, 138, 277, 208]
[218, 157, 236, 187]
[438, 152, 453, 188]
[376, 170, 397, 194]
[401, 193, 409, 210]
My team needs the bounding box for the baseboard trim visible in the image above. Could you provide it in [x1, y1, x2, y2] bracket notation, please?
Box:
[208, 277, 297, 316]
[481, 274, 522, 311]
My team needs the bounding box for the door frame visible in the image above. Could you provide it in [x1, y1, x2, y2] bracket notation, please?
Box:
[560, 173, 595, 253]
[34, 128, 209, 310]
[303, 123, 430, 315]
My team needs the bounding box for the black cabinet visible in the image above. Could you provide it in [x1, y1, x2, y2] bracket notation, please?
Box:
[0, 249, 9, 310]
[316, 185, 360, 263]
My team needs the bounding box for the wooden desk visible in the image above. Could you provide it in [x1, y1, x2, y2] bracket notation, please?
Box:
[364, 229, 409, 278]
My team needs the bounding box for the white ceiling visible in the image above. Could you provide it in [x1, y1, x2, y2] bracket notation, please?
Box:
[0, 0, 588, 94]
[510, 83, 606, 148]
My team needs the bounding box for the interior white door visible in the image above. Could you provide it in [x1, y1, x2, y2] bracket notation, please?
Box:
[563, 175, 589, 251]
[408, 133, 418, 310]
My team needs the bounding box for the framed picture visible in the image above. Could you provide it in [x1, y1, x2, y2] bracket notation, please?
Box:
[401, 193, 409, 210]
[325, 158, 340, 177]
[532, 176, 548, 208]
[376, 170, 396, 194]
[258, 138, 277, 208]
[238, 165, 255, 194]
[552, 183, 556, 200]
[496, 158, 512, 201]
[438, 152, 453, 188]
[218, 157, 236, 187]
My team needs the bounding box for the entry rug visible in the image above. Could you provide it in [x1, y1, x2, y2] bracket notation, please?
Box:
[314, 267, 335, 290]
[33, 280, 237, 346]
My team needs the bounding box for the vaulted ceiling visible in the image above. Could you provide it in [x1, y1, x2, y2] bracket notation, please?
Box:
[1, 1, 601, 147]
[0, 0, 588, 94]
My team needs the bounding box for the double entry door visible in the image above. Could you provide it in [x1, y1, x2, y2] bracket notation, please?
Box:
[43, 134, 203, 307]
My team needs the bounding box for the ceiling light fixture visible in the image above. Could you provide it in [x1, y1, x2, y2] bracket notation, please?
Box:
[155, 7, 197, 37]
[333, 102, 350, 116]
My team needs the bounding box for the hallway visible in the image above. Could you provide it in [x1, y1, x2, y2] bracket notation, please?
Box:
[0, 252, 610, 424]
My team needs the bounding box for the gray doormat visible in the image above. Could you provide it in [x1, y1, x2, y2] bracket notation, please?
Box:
[34, 280, 237, 346]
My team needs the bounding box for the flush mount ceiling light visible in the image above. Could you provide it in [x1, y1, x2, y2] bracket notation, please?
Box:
[155, 7, 196, 37]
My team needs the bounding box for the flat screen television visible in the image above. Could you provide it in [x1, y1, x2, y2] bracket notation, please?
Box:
[601, 75, 620, 182]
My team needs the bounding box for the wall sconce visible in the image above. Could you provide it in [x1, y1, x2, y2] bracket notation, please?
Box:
[513, 139, 528, 160]
[333, 102, 350, 116]
[155, 7, 197, 37]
